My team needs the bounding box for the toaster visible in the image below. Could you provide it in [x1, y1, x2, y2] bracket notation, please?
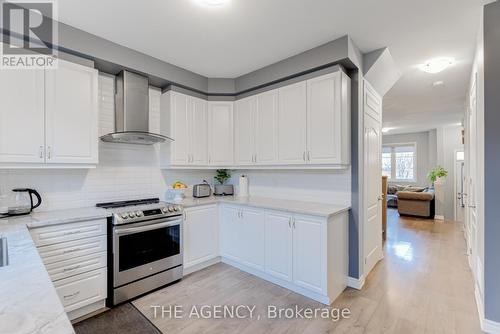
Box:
[193, 183, 211, 198]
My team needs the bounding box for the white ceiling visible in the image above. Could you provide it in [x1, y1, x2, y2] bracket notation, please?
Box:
[57, 0, 485, 133]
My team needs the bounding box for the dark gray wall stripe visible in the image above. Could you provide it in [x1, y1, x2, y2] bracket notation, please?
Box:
[483, 1, 500, 323]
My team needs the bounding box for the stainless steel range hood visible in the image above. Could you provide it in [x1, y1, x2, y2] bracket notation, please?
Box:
[100, 71, 173, 145]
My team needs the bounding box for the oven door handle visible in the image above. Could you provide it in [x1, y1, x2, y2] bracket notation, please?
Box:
[115, 219, 181, 236]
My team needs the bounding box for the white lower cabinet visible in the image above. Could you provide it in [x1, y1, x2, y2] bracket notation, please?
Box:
[239, 208, 265, 270]
[30, 219, 107, 321]
[218, 204, 348, 305]
[292, 216, 325, 294]
[220, 205, 243, 261]
[183, 205, 219, 273]
[264, 212, 293, 282]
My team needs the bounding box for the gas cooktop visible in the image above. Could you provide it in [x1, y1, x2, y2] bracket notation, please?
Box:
[96, 198, 183, 225]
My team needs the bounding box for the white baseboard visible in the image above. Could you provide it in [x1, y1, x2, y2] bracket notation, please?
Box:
[347, 275, 365, 290]
[484, 319, 500, 334]
[183, 257, 221, 275]
[434, 215, 445, 220]
[475, 283, 500, 333]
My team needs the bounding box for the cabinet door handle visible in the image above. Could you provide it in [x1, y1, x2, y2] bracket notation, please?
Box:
[288, 218, 291, 228]
[47, 146, 52, 160]
[64, 230, 82, 235]
[293, 218, 296, 229]
[63, 291, 80, 300]
[307, 151, 310, 161]
[39, 146, 44, 159]
[63, 247, 82, 254]
[303, 151, 306, 161]
[63, 264, 81, 272]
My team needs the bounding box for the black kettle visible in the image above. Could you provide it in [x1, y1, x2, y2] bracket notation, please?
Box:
[7, 188, 42, 216]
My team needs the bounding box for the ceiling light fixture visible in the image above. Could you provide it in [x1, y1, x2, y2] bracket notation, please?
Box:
[419, 57, 455, 74]
[382, 127, 391, 133]
[432, 80, 444, 87]
[200, 0, 228, 6]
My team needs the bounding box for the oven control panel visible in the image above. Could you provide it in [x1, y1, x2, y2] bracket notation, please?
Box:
[113, 204, 182, 225]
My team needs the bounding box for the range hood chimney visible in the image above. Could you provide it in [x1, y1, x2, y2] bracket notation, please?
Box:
[100, 71, 173, 145]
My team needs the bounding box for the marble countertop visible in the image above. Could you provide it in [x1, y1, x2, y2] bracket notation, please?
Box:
[177, 196, 350, 218]
[0, 207, 112, 334]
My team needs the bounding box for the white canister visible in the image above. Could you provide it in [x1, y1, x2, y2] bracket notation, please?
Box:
[239, 175, 249, 197]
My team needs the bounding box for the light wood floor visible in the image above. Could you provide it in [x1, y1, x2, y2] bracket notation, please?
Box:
[133, 209, 482, 334]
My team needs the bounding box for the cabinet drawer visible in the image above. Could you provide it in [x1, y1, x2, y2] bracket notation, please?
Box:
[46, 251, 107, 281]
[30, 219, 106, 246]
[38, 235, 107, 265]
[54, 267, 107, 313]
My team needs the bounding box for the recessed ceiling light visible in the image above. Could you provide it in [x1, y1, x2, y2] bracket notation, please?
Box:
[433, 80, 445, 87]
[382, 127, 391, 133]
[199, 0, 228, 6]
[419, 57, 455, 74]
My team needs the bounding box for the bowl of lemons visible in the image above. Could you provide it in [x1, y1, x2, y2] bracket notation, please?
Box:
[170, 181, 188, 202]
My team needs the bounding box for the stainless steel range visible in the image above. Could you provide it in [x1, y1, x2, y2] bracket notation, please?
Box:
[96, 198, 183, 305]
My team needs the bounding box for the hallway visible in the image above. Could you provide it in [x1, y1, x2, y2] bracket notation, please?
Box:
[352, 208, 483, 333]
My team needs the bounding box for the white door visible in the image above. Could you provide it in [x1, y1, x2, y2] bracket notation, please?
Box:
[278, 82, 307, 164]
[306, 72, 341, 164]
[467, 76, 478, 275]
[45, 60, 98, 164]
[0, 69, 45, 163]
[184, 205, 218, 267]
[190, 97, 208, 165]
[292, 216, 325, 294]
[455, 156, 465, 223]
[255, 90, 279, 164]
[234, 96, 256, 165]
[219, 206, 242, 261]
[208, 102, 234, 165]
[264, 212, 293, 281]
[170, 92, 190, 165]
[240, 208, 265, 270]
[363, 81, 383, 276]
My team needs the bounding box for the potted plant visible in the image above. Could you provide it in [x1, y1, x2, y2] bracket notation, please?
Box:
[427, 166, 448, 186]
[214, 169, 234, 196]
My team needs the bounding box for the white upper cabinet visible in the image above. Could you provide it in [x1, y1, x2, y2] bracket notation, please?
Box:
[190, 97, 208, 165]
[163, 92, 208, 166]
[0, 59, 98, 167]
[278, 81, 307, 164]
[45, 60, 98, 164]
[0, 69, 45, 163]
[161, 68, 350, 169]
[208, 101, 234, 165]
[169, 92, 191, 165]
[234, 96, 256, 165]
[255, 90, 279, 164]
[307, 72, 351, 165]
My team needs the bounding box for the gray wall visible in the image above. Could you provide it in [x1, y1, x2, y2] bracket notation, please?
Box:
[483, 0, 500, 323]
[382, 131, 435, 187]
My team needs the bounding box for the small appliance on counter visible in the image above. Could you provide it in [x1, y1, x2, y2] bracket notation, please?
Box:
[193, 181, 211, 198]
[214, 184, 234, 196]
[3, 188, 42, 217]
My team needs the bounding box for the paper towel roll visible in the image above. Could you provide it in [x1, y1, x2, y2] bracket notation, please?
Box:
[239, 175, 249, 197]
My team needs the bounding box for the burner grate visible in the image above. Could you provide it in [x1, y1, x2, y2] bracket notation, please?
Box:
[96, 198, 160, 209]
